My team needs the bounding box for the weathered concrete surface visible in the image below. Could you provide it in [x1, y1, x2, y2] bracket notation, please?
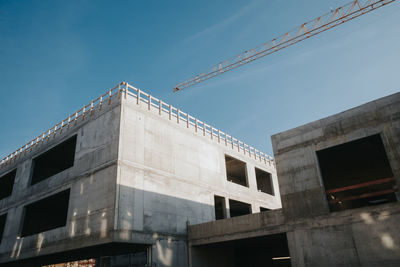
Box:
[274, 92, 400, 267]
[0, 88, 281, 266]
[188, 209, 285, 246]
[188, 194, 400, 267]
[0, 97, 122, 264]
[272, 92, 400, 221]
[187, 92, 400, 267]
[115, 96, 281, 267]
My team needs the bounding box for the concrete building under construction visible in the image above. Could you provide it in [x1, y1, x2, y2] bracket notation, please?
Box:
[188, 91, 400, 267]
[0, 82, 280, 267]
[0, 82, 399, 266]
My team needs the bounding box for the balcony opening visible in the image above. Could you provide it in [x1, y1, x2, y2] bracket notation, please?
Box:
[214, 195, 226, 220]
[0, 214, 6, 243]
[255, 168, 274, 195]
[194, 233, 291, 267]
[317, 134, 396, 212]
[31, 135, 77, 185]
[21, 189, 70, 237]
[229, 199, 251, 217]
[225, 155, 248, 187]
[0, 169, 16, 200]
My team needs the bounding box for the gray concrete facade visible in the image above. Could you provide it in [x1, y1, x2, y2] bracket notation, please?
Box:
[0, 83, 280, 266]
[271, 92, 400, 267]
[187, 92, 400, 267]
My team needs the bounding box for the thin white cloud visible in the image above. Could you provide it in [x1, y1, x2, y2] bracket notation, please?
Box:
[183, 0, 262, 43]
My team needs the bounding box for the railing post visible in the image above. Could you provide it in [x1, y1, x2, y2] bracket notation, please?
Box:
[195, 118, 198, 132]
[169, 105, 172, 120]
[82, 107, 86, 120]
[159, 100, 162, 115]
[125, 82, 128, 99]
[210, 126, 213, 140]
[177, 109, 180, 124]
[148, 95, 152, 110]
[187, 114, 190, 128]
[90, 101, 94, 115]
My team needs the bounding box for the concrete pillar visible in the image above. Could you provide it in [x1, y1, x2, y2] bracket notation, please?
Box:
[225, 197, 230, 218]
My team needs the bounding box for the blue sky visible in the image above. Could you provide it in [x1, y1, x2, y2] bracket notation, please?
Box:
[1, 0, 399, 158]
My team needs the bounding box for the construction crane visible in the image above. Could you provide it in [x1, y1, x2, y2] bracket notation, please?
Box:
[173, 0, 395, 92]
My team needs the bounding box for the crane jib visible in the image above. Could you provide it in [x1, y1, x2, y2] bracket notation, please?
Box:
[173, 0, 396, 92]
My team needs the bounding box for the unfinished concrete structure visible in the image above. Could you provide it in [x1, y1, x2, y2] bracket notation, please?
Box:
[0, 82, 280, 266]
[188, 92, 400, 267]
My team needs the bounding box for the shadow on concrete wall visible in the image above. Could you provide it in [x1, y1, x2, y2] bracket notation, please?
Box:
[2, 185, 230, 267]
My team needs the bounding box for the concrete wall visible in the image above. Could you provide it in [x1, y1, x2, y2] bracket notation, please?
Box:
[0, 97, 121, 264]
[188, 201, 400, 267]
[115, 96, 281, 266]
[271, 92, 400, 267]
[186, 92, 400, 267]
[271, 92, 400, 221]
[0, 87, 280, 266]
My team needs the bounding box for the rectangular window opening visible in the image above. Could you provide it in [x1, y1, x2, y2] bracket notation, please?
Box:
[260, 207, 270, 212]
[317, 134, 396, 212]
[255, 168, 274, 195]
[0, 214, 6, 244]
[21, 189, 70, 237]
[214, 195, 226, 220]
[225, 155, 248, 187]
[229, 199, 251, 217]
[31, 135, 77, 185]
[0, 169, 16, 200]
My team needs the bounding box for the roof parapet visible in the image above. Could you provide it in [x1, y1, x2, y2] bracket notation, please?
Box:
[1, 82, 274, 168]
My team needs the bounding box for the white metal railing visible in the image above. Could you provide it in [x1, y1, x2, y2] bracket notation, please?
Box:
[0, 82, 274, 168]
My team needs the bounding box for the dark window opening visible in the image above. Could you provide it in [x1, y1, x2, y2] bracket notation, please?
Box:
[260, 207, 270, 212]
[21, 189, 70, 237]
[0, 169, 16, 200]
[225, 155, 248, 187]
[31, 135, 77, 185]
[255, 168, 274, 195]
[229, 199, 251, 217]
[198, 233, 291, 267]
[214, 195, 226, 220]
[317, 134, 396, 212]
[0, 214, 6, 243]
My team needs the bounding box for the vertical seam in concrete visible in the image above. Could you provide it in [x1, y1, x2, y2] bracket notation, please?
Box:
[114, 96, 124, 231]
[350, 227, 362, 267]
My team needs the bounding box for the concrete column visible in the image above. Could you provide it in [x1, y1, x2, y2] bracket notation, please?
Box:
[225, 197, 230, 218]
[246, 163, 257, 191]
